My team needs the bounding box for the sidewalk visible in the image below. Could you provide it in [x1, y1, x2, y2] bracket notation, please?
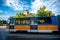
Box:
[0, 26, 6, 28]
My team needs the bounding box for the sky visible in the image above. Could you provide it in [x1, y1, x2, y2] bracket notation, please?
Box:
[0, 0, 60, 20]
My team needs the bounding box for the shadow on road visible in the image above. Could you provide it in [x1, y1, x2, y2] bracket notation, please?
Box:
[0, 28, 60, 40]
[9, 31, 60, 35]
[6, 37, 60, 40]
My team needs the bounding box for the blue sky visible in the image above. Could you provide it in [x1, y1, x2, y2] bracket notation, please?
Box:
[0, 0, 60, 20]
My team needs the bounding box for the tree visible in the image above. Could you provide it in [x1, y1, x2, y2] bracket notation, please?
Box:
[0, 20, 2, 25]
[12, 13, 26, 18]
[37, 6, 55, 17]
[2, 20, 7, 24]
[0, 20, 7, 26]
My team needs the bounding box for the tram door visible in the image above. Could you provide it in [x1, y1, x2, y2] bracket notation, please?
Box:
[57, 15, 60, 30]
[30, 17, 38, 30]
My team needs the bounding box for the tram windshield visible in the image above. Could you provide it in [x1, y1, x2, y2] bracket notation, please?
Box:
[9, 20, 15, 25]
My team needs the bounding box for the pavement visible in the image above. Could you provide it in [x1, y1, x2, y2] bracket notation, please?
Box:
[0, 26, 60, 40]
[0, 26, 6, 28]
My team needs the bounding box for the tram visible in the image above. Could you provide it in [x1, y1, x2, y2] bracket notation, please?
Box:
[6, 15, 60, 33]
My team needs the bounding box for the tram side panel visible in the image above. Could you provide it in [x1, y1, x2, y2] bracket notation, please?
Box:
[38, 16, 58, 32]
[14, 25, 30, 31]
[6, 17, 59, 33]
[6, 18, 31, 32]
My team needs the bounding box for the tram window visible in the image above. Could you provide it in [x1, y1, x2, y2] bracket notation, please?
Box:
[16, 20, 20, 24]
[38, 17, 52, 24]
[38, 20, 45, 24]
[16, 18, 30, 24]
[10, 20, 14, 24]
[21, 20, 26, 24]
[20, 20, 30, 24]
[31, 20, 36, 25]
[25, 20, 30, 24]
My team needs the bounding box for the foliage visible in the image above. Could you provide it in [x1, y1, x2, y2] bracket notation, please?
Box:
[11, 6, 55, 18]
[12, 13, 26, 18]
[0, 20, 7, 25]
[37, 6, 55, 16]
[2, 20, 7, 24]
[0, 20, 2, 24]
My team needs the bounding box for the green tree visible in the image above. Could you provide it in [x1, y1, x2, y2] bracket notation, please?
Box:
[37, 6, 55, 17]
[11, 13, 26, 24]
[0, 20, 7, 25]
[12, 13, 26, 18]
[2, 20, 7, 24]
[0, 20, 2, 25]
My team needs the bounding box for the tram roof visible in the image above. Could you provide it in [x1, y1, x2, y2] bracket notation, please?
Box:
[8, 16, 56, 20]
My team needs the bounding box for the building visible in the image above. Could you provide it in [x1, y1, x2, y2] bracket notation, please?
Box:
[24, 9, 36, 17]
[24, 9, 29, 16]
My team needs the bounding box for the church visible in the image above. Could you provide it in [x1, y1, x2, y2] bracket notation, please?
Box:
[24, 9, 36, 17]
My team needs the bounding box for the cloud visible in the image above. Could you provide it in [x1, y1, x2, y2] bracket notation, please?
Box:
[30, 0, 57, 14]
[5, 0, 23, 10]
[3, 0, 30, 11]
[30, 0, 47, 13]
[0, 10, 8, 15]
[0, 15, 9, 20]
[2, 0, 58, 15]
[0, 10, 3, 13]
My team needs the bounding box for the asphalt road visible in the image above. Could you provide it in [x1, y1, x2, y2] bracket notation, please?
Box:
[0, 26, 60, 40]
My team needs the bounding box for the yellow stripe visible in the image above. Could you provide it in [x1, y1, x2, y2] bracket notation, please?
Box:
[38, 25, 58, 30]
[14, 26, 30, 30]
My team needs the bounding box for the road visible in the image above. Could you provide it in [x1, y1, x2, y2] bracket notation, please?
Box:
[0, 26, 60, 40]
